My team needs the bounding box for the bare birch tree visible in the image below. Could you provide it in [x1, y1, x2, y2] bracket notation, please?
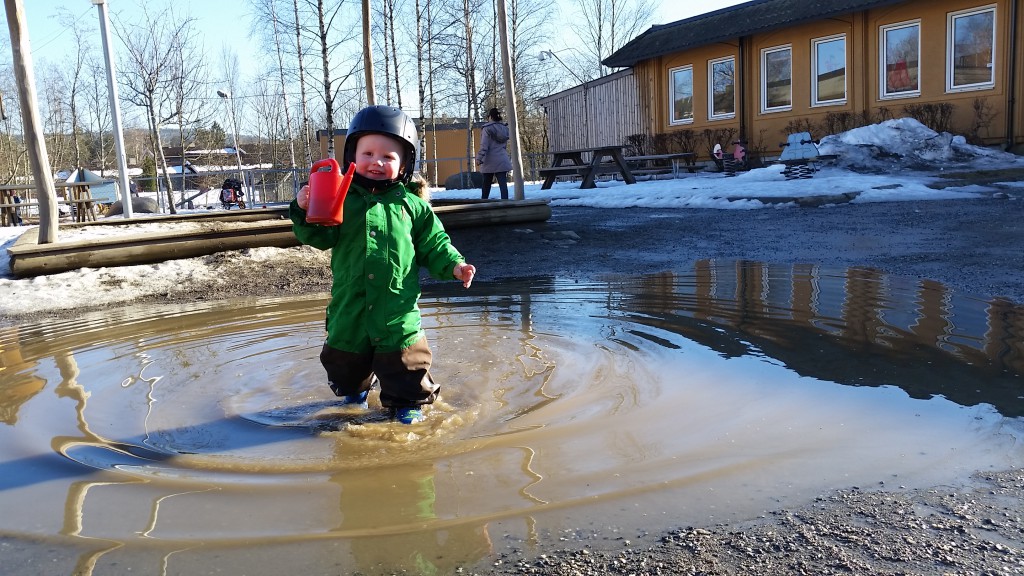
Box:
[82, 55, 113, 174]
[318, 0, 338, 157]
[386, 0, 403, 107]
[567, 0, 655, 78]
[114, 5, 201, 213]
[247, 0, 298, 173]
[269, 0, 297, 172]
[171, 33, 208, 208]
[462, 0, 479, 167]
[293, 0, 313, 165]
[0, 58, 28, 183]
[311, 0, 361, 158]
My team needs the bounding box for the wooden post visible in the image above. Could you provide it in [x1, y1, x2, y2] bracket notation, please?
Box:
[362, 0, 376, 105]
[4, 0, 59, 243]
[495, 0, 525, 200]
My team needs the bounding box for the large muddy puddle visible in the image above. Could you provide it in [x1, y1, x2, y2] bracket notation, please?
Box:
[2, 260, 1022, 575]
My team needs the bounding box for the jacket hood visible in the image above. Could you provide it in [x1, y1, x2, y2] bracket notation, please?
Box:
[485, 122, 510, 144]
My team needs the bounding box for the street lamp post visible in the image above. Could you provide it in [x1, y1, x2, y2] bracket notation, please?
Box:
[217, 89, 245, 200]
[539, 50, 590, 149]
[92, 0, 132, 218]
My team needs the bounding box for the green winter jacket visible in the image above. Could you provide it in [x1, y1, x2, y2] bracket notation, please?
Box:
[290, 180, 465, 353]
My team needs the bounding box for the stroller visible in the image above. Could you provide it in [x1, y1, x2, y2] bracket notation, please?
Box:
[219, 178, 246, 210]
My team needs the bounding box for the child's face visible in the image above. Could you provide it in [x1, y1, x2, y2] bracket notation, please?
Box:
[354, 134, 404, 181]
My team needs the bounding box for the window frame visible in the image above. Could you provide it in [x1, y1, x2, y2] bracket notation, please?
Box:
[760, 44, 793, 113]
[879, 19, 922, 100]
[708, 56, 736, 120]
[811, 34, 848, 107]
[946, 5, 996, 93]
[669, 64, 695, 125]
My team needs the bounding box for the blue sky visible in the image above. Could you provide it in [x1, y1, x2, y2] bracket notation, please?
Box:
[19, 0, 749, 75]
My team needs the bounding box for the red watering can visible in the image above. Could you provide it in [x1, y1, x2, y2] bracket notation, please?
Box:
[306, 158, 355, 226]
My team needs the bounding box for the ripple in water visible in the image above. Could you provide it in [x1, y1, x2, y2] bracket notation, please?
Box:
[1, 260, 1022, 574]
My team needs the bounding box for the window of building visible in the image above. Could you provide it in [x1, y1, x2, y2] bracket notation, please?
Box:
[761, 45, 792, 112]
[947, 6, 996, 92]
[709, 56, 736, 119]
[880, 20, 921, 99]
[812, 35, 847, 106]
[670, 65, 694, 124]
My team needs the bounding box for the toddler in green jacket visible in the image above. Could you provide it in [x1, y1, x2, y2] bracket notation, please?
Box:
[290, 106, 476, 425]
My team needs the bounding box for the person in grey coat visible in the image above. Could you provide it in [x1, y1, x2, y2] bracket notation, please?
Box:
[476, 108, 513, 200]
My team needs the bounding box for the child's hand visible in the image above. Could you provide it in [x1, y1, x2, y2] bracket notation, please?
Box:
[454, 263, 476, 288]
[297, 185, 310, 210]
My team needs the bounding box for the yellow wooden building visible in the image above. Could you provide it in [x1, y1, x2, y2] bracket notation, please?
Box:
[595, 0, 1023, 156]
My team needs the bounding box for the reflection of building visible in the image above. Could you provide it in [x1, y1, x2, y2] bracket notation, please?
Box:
[617, 260, 1024, 416]
[333, 461, 492, 574]
[0, 328, 45, 425]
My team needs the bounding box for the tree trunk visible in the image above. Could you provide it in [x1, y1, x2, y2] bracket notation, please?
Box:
[381, 0, 392, 104]
[415, 0, 426, 177]
[317, 0, 336, 157]
[387, 0, 402, 108]
[292, 0, 313, 165]
[270, 0, 296, 173]
[146, 97, 176, 213]
[362, 0, 376, 106]
[464, 0, 476, 170]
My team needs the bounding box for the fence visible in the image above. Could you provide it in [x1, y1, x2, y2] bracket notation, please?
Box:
[134, 168, 303, 210]
[127, 154, 558, 210]
[419, 153, 550, 189]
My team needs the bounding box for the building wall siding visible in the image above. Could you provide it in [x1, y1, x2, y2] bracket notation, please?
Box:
[538, 69, 643, 153]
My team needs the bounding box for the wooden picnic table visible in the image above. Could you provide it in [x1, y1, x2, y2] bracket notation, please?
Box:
[538, 145, 637, 190]
[0, 182, 100, 226]
[0, 185, 27, 226]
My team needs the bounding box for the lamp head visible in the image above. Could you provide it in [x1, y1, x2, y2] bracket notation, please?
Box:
[217, 90, 230, 98]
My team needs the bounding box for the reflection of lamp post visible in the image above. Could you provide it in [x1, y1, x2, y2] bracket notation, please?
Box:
[539, 50, 589, 148]
[216, 89, 244, 191]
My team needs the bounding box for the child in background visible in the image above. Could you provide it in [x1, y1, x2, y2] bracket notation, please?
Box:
[290, 105, 476, 425]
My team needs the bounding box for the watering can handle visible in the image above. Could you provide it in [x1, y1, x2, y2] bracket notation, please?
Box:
[311, 158, 339, 174]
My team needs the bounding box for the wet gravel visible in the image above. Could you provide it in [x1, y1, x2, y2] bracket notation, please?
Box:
[468, 469, 1024, 575]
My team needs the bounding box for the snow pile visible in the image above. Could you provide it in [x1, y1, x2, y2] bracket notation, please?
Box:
[818, 118, 1021, 172]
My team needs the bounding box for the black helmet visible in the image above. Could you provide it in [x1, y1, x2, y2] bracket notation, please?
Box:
[342, 105, 418, 182]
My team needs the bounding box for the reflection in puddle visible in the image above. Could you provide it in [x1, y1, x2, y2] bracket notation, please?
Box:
[1, 260, 1022, 574]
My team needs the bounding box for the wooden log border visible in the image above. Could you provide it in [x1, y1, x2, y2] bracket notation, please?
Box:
[7, 200, 551, 278]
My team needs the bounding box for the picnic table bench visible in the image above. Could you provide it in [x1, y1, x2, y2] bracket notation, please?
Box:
[539, 145, 637, 190]
[622, 153, 699, 178]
